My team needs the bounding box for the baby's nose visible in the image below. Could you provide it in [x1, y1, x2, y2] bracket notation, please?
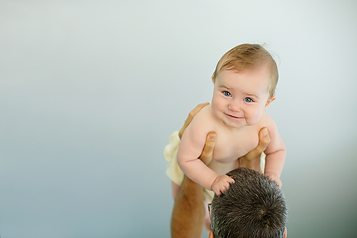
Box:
[228, 102, 241, 112]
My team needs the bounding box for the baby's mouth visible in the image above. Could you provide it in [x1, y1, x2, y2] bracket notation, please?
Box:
[225, 113, 243, 119]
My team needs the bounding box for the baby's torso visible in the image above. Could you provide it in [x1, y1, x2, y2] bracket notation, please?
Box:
[214, 127, 260, 160]
[208, 124, 262, 175]
[203, 108, 268, 175]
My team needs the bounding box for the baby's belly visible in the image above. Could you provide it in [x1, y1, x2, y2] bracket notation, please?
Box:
[213, 143, 256, 163]
[208, 159, 239, 176]
[209, 141, 258, 175]
[208, 124, 261, 175]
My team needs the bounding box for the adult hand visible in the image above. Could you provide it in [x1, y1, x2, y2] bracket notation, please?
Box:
[178, 102, 209, 139]
[172, 103, 215, 238]
[238, 127, 271, 172]
[178, 102, 215, 165]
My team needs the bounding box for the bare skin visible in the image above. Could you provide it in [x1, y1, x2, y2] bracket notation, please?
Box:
[171, 103, 272, 238]
[238, 127, 271, 172]
[171, 131, 216, 238]
[171, 103, 270, 238]
[177, 69, 286, 195]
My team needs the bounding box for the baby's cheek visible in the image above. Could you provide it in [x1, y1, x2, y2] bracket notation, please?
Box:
[212, 100, 224, 114]
[246, 111, 263, 125]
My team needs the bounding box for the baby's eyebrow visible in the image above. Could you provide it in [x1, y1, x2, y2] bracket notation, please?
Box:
[245, 93, 260, 99]
[218, 85, 232, 90]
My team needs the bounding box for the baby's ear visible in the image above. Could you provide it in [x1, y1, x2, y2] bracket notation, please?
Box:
[265, 96, 276, 109]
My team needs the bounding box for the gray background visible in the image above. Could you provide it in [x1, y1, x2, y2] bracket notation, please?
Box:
[1, 1, 357, 237]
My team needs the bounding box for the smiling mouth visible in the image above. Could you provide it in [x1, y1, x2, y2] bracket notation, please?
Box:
[225, 113, 243, 119]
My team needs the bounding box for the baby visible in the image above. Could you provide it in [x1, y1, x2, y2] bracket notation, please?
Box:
[177, 44, 286, 196]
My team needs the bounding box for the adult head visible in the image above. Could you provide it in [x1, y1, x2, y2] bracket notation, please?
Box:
[210, 167, 287, 238]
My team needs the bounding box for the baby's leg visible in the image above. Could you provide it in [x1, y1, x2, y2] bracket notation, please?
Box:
[171, 181, 181, 200]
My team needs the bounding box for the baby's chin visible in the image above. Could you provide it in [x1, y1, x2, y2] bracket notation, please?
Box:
[223, 120, 247, 129]
[229, 120, 259, 129]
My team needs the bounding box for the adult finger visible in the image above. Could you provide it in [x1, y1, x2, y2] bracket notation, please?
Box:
[178, 102, 210, 139]
[199, 131, 217, 165]
[257, 127, 271, 150]
[242, 127, 271, 162]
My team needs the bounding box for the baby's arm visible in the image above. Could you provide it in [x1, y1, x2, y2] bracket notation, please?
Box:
[210, 174, 235, 196]
[264, 119, 286, 188]
[177, 110, 234, 195]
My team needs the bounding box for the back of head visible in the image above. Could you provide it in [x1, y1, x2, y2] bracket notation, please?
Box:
[211, 168, 287, 238]
[212, 44, 279, 97]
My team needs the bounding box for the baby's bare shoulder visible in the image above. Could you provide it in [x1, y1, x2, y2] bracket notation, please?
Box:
[185, 105, 216, 135]
[259, 112, 282, 144]
[258, 112, 276, 128]
[190, 105, 216, 125]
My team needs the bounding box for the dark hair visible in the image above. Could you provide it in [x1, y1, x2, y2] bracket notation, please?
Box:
[211, 167, 287, 238]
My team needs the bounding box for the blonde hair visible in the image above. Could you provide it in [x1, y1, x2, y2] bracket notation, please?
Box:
[212, 44, 279, 97]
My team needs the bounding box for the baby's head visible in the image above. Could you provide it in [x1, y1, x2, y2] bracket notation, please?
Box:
[212, 44, 278, 97]
[210, 44, 279, 128]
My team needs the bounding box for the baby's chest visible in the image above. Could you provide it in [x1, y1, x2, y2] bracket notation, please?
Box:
[213, 129, 259, 162]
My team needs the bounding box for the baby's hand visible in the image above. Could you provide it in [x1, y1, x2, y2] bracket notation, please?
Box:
[211, 175, 235, 196]
[265, 172, 282, 188]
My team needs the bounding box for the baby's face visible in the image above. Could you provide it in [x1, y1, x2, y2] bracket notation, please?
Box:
[211, 66, 274, 129]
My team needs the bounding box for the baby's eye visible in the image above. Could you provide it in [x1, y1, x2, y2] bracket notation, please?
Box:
[223, 91, 231, 97]
[244, 97, 253, 103]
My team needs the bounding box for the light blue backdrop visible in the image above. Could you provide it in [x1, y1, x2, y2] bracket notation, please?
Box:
[1, 1, 356, 237]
